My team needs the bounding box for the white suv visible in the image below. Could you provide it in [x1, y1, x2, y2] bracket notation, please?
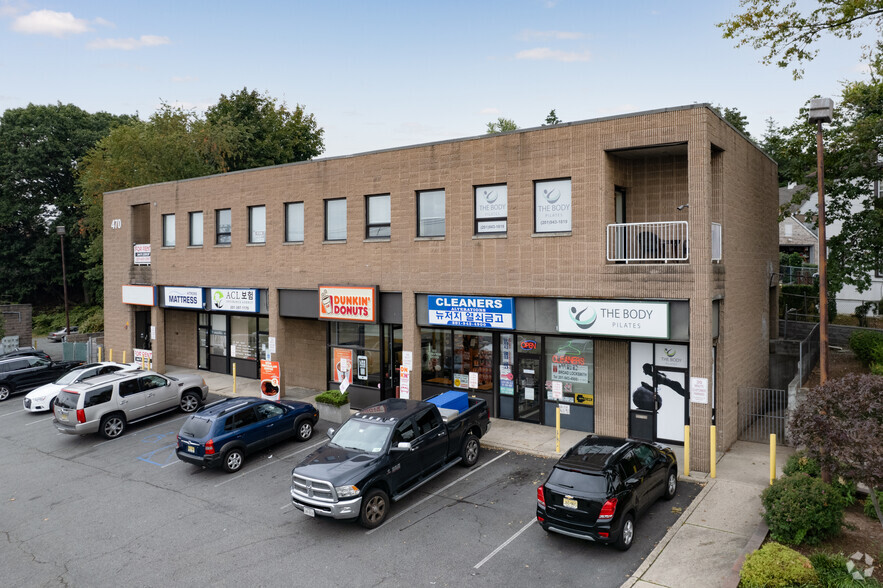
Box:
[53, 370, 209, 439]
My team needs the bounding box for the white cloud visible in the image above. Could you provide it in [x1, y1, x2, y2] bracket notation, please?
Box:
[87, 35, 171, 50]
[94, 17, 115, 28]
[12, 9, 91, 37]
[516, 47, 590, 62]
[517, 29, 584, 41]
[480, 107, 501, 115]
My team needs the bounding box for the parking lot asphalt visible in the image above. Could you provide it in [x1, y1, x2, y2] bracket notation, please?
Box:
[0, 392, 701, 587]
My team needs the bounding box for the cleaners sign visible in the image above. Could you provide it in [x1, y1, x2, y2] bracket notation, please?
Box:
[319, 286, 378, 323]
[428, 296, 515, 330]
[557, 300, 669, 339]
[163, 287, 204, 310]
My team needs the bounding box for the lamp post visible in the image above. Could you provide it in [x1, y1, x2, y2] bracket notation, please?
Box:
[808, 97, 834, 384]
[56, 226, 71, 341]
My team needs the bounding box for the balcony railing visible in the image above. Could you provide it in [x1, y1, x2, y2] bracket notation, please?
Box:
[711, 222, 722, 262]
[607, 221, 689, 263]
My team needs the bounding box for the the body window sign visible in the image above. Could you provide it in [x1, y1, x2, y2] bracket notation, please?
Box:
[428, 296, 515, 330]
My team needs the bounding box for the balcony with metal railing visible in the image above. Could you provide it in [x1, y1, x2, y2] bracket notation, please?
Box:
[605, 221, 722, 263]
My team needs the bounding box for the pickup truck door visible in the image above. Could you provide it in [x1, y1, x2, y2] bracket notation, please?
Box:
[386, 417, 423, 493]
[412, 407, 448, 472]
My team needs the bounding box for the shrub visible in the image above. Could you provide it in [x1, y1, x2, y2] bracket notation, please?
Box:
[810, 552, 883, 587]
[782, 451, 857, 505]
[864, 488, 883, 520]
[739, 542, 817, 588]
[849, 329, 883, 367]
[314, 389, 349, 407]
[761, 473, 847, 545]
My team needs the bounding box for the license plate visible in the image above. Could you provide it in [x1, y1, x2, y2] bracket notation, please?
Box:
[187, 445, 195, 454]
[59, 411, 69, 422]
[563, 497, 578, 509]
[303, 507, 315, 517]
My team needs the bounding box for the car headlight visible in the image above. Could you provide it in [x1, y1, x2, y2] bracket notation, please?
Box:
[335, 485, 359, 498]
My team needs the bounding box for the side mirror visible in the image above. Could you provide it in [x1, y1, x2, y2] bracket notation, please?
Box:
[326, 428, 335, 440]
[389, 442, 412, 452]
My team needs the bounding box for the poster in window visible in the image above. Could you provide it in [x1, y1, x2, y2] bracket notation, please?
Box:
[333, 348, 353, 390]
[535, 179, 572, 233]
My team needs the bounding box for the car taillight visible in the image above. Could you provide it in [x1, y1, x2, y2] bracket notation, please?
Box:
[537, 486, 546, 508]
[598, 498, 617, 521]
[205, 439, 215, 455]
[76, 409, 86, 424]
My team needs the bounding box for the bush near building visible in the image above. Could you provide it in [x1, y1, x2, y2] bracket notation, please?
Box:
[849, 329, 883, 374]
[761, 473, 848, 545]
[739, 542, 817, 588]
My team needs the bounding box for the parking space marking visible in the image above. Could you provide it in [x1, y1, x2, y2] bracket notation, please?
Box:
[473, 519, 536, 569]
[0, 408, 26, 419]
[136, 431, 180, 466]
[365, 450, 510, 535]
[25, 415, 55, 426]
[91, 415, 188, 448]
[213, 439, 326, 488]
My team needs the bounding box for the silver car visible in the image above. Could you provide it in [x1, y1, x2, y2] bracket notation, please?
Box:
[53, 370, 209, 439]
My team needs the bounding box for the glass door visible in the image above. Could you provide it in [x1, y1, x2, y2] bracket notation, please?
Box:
[209, 314, 228, 374]
[516, 355, 542, 423]
[197, 313, 209, 370]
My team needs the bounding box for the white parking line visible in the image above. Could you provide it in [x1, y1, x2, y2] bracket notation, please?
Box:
[213, 439, 325, 488]
[161, 460, 181, 468]
[25, 415, 55, 426]
[365, 450, 511, 535]
[473, 519, 536, 569]
[91, 414, 188, 447]
[0, 408, 26, 418]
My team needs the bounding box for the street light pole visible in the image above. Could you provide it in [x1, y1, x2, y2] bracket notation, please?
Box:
[57, 225, 71, 341]
[808, 98, 834, 384]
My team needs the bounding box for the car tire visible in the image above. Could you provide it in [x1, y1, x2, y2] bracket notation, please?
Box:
[615, 513, 635, 551]
[663, 467, 678, 500]
[0, 384, 12, 402]
[100, 414, 126, 439]
[180, 392, 200, 413]
[223, 448, 244, 473]
[294, 418, 314, 442]
[460, 433, 480, 467]
[359, 488, 389, 529]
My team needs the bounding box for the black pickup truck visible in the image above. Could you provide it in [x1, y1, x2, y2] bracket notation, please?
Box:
[290, 395, 490, 529]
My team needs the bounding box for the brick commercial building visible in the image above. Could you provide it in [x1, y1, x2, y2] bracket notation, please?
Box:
[103, 104, 778, 472]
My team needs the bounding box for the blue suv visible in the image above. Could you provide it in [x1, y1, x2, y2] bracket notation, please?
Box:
[176, 397, 319, 473]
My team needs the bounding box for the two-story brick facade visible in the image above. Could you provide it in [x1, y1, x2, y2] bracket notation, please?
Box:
[102, 104, 778, 471]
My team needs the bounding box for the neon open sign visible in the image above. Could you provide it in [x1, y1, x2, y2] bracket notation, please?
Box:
[520, 339, 537, 351]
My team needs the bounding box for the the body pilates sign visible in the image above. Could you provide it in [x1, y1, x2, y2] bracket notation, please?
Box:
[557, 300, 669, 339]
[163, 287, 204, 310]
[428, 296, 515, 330]
[210, 288, 259, 313]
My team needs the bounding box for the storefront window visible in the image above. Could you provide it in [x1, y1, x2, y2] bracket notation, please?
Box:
[452, 331, 492, 391]
[230, 315, 258, 361]
[544, 337, 593, 405]
[210, 314, 227, 356]
[329, 323, 382, 388]
[421, 328, 452, 386]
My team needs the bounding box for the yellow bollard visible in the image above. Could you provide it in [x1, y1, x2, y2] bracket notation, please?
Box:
[233, 363, 237, 395]
[109, 348, 113, 362]
[98, 347, 102, 362]
[141, 356, 146, 370]
[123, 350, 126, 364]
[555, 405, 561, 453]
[684, 425, 690, 477]
[710, 425, 717, 479]
[770, 434, 777, 486]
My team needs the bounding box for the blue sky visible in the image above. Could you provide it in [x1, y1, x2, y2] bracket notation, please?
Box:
[0, 1, 869, 157]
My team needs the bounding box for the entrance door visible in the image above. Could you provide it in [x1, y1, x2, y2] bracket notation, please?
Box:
[209, 314, 228, 374]
[134, 310, 151, 352]
[197, 313, 209, 370]
[516, 355, 542, 423]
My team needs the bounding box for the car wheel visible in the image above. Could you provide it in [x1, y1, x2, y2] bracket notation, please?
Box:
[663, 467, 678, 500]
[180, 392, 200, 413]
[615, 513, 635, 551]
[100, 414, 126, 439]
[0, 385, 12, 402]
[359, 488, 389, 529]
[460, 433, 480, 467]
[295, 419, 314, 442]
[223, 448, 244, 473]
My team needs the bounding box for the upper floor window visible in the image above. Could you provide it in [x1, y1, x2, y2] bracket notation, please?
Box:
[162, 214, 175, 247]
[189, 212, 203, 246]
[534, 178, 572, 233]
[285, 202, 304, 242]
[474, 184, 507, 235]
[248, 205, 266, 244]
[325, 198, 347, 241]
[417, 189, 445, 237]
[216, 209, 231, 245]
[366, 194, 391, 238]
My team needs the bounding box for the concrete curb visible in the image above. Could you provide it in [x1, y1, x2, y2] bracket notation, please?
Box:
[620, 475, 713, 588]
[723, 519, 769, 588]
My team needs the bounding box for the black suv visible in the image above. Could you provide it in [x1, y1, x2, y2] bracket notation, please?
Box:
[0, 356, 83, 402]
[536, 435, 677, 551]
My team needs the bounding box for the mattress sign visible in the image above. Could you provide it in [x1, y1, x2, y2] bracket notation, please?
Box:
[428, 296, 515, 330]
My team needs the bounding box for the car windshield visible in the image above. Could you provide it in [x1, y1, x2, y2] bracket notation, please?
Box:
[548, 468, 609, 494]
[329, 420, 392, 453]
[55, 370, 84, 385]
[55, 390, 79, 410]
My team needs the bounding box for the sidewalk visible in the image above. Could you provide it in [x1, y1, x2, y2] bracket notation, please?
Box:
[168, 365, 790, 587]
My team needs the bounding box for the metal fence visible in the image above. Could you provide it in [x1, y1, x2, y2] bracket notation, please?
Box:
[62, 334, 104, 363]
[797, 323, 820, 386]
[738, 386, 790, 444]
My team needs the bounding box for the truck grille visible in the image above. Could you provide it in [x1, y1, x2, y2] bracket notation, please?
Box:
[291, 474, 335, 502]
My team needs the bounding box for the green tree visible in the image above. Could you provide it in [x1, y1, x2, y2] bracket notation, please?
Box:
[486, 117, 518, 134]
[718, 0, 883, 79]
[712, 105, 751, 137]
[544, 109, 562, 125]
[0, 103, 131, 305]
[204, 87, 324, 172]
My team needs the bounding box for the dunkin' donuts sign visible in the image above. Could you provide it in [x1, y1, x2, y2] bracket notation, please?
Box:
[318, 286, 378, 323]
